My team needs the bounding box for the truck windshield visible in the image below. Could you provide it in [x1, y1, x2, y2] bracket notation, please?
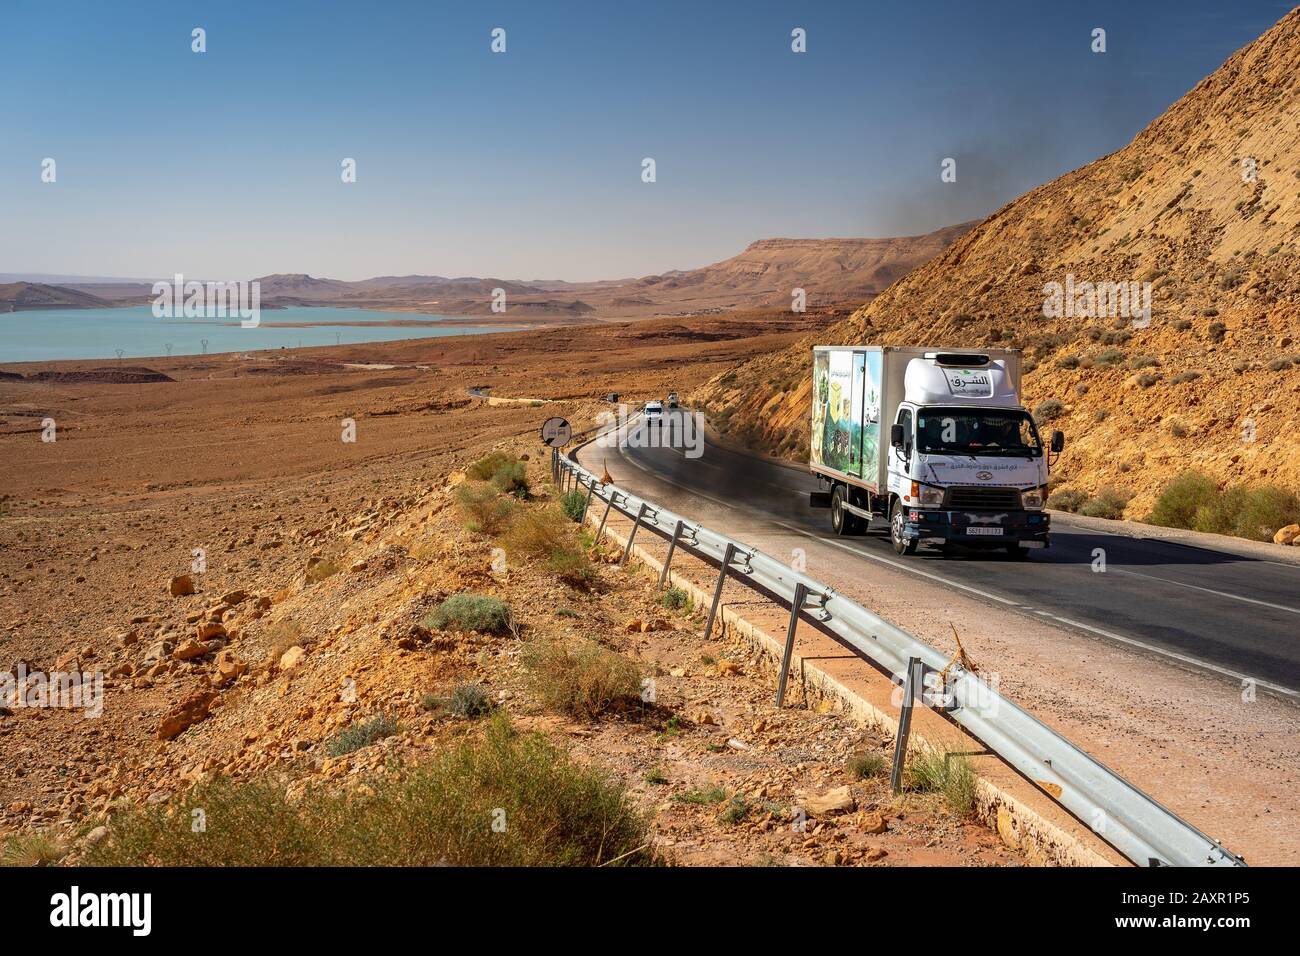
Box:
[915, 408, 1042, 457]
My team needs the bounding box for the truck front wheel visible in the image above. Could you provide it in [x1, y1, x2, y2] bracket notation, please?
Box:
[890, 500, 918, 556]
[831, 486, 862, 536]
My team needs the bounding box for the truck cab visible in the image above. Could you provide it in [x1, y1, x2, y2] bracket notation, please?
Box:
[810, 347, 1063, 558]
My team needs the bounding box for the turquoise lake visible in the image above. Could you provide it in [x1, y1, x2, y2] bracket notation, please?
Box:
[0, 306, 511, 363]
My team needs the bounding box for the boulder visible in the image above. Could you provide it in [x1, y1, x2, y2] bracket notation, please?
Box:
[196, 621, 227, 641]
[796, 785, 855, 816]
[157, 687, 218, 740]
[172, 638, 208, 661]
[168, 574, 195, 597]
[1273, 523, 1300, 546]
[214, 649, 247, 684]
[279, 646, 307, 671]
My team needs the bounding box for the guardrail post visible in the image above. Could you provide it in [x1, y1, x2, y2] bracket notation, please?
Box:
[704, 543, 736, 640]
[657, 519, 684, 589]
[621, 503, 647, 566]
[594, 493, 616, 546]
[775, 583, 809, 708]
[890, 656, 924, 794]
[580, 479, 595, 523]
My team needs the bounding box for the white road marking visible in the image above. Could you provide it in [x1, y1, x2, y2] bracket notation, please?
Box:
[596, 434, 1300, 700]
[1110, 568, 1300, 617]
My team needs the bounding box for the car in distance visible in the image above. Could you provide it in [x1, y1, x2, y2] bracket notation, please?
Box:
[644, 400, 664, 423]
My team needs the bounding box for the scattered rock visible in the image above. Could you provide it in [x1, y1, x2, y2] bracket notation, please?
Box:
[279, 646, 307, 671]
[214, 649, 247, 684]
[172, 638, 208, 661]
[859, 811, 889, 834]
[157, 687, 218, 740]
[1273, 523, 1299, 546]
[168, 574, 195, 597]
[196, 621, 227, 640]
[796, 785, 855, 816]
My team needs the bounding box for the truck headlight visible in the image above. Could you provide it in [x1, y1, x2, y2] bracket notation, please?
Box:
[917, 485, 945, 507]
[1021, 487, 1046, 510]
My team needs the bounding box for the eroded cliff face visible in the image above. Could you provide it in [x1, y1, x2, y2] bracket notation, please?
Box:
[695, 8, 1300, 516]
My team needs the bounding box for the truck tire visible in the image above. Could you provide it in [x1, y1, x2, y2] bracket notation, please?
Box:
[830, 486, 861, 535]
[890, 499, 918, 556]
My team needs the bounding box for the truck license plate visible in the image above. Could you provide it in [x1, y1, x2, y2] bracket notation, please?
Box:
[967, 527, 1003, 536]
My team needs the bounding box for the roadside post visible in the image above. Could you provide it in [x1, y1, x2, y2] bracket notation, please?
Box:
[890, 656, 925, 794]
[775, 583, 810, 707]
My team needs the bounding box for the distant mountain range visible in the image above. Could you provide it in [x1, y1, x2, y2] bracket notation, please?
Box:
[0, 221, 973, 318]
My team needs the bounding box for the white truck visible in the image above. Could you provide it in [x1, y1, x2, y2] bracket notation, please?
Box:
[809, 346, 1063, 557]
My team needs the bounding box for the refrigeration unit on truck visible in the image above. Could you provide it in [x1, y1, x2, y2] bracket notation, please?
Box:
[809, 346, 1064, 557]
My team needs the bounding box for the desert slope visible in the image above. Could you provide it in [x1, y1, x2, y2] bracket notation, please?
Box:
[0, 282, 110, 312]
[695, 7, 1300, 514]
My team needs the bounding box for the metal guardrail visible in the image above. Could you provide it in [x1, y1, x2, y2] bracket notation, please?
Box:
[550, 423, 1246, 868]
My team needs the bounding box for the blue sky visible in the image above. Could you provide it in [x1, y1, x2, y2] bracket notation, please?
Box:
[0, 0, 1292, 281]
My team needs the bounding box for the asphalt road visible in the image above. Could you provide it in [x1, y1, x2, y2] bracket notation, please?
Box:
[610, 411, 1300, 697]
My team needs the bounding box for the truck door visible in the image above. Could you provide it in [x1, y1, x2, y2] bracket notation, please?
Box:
[888, 407, 912, 490]
[848, 352, 865, 477]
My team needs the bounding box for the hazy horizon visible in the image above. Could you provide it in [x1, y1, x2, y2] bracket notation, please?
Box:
[2, 0, 1290, 281]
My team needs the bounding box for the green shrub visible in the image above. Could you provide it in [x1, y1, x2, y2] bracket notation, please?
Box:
[1169, 370, 1201, 384]
[523, 640, 643, 720]
[560, 490, 587, 523]
[1235, 487, 1299, 541]
[501, 507, 570, 560]
[1046, 488, 1088, 513]
[0, 832, 66, 867]
[847, 752, 889, 779]
[658, 587, 691, 611]
[1095, 348, 1126, 366]
[673, 786, 727, 805]
[490, 460, 530, 497]
[545, 547, 596, 589]
[718, 795, 752, 825]
[1078, 487, 1130, 520]
[425, 594, 513, 635]
[1148, 472, 1219, 529]
[325, 713, 399, 757]
[1033, 399, 1065, 424]
[906, 751, 977, 818]
[1129, 354, 1160, 369]
[448, 682, 494, 718]
[83, 717, 655, 867]
[466, 451, 515, 481]
[455, 483, 516, 534]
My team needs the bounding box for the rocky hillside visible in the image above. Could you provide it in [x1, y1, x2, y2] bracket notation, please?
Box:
[0, 282, 109, 312]
[695, 8, 1300, 516]
[627, 224, 974, 313]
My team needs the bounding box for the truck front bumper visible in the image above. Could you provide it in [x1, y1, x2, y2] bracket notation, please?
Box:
[902, 508, 1051, 547]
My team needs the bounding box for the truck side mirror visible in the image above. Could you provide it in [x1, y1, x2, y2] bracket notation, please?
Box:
[890, 423, 905, 448]
[1050, 430, 1065, 453]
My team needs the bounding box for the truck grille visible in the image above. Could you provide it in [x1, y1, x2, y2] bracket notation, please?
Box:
[945, 487, 1020, 510]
